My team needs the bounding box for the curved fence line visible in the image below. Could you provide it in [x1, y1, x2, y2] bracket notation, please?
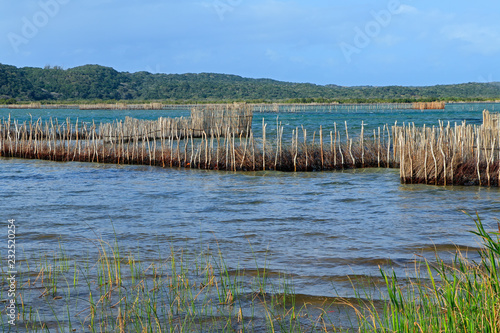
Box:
[1, 110, 498, 186]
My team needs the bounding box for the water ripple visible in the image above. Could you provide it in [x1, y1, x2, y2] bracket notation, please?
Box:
[2, 151, 499, 297]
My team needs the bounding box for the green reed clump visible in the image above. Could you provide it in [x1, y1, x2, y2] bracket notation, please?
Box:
[354, 213, 500, 333]
[1, 235, 336, 332]
[6, 215, 498, 332]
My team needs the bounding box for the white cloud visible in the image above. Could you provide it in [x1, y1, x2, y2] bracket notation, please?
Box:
[441, 24, 500, 55]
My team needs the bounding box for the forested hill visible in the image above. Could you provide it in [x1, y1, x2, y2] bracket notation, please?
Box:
[1, 63, 500, 103]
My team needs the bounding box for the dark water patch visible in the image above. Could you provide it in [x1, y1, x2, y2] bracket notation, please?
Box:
[30, 233, 64, 241]
[99, 214, 144, 221]
[232, 233, 260, 239]
[326, 235, 340, 239]
[232, 200, 268, 205]
[3, 173, 54, 181]
[303, 191, 324, 196]
[405, 243, 484, 253]
[142, 192, 185, 200]
[36, 204, 103, 211]
[302, 231, 329, 237]
[337, 197, 363, 203]
[235, 268, 294, 279]
[319, 180, 353, 186]
[312, 274, 388, 285]
[297, 257, 405, 268]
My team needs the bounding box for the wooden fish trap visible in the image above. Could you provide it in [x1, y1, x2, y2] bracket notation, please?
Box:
[2, 110, 499, 187]
[0, 115, 396, 172]
[252, 103, 425, 113]
[99, 103, 253, 142]
[99, 116, 191, 143]
[190, 103, 253, 137]
[6, 102, 43, 109]
[79, 103, 164, 110]
[483, 109, 500, 129]
[412, 102, 446, 110]
[395, 113, 500, 186]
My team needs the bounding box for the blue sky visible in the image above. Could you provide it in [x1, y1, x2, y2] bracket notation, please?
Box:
[1, 0, 499, 86]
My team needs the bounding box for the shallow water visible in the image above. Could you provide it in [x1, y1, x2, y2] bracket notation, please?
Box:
[1, 158, 498, 297]
[1, 103, 500, 328]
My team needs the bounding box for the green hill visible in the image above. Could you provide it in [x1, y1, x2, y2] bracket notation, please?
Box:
[1, 63, 500, 103]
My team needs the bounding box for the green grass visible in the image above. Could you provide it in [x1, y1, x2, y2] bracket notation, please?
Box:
[2, 213, 500, 332]
[353, 213, 500, 332]
[2, 236, 329, 332]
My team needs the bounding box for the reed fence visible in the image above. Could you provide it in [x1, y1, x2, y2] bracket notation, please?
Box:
[1, 110, 499, 186]
[483, 109, 500, 129]
[4, 103, 166, 110]
[395, 110, 500, 186]
[412, 102, 445, 110]
[79, 103, 164, 110]
[190, 103, 253, 136]
[99, 116, 191, 142]
[0, 115, 395, 172]
[2, 102, 448, 112]
[99, 103, 253, 142]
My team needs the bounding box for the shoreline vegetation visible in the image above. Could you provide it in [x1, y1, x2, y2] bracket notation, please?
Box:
[4, 100, 500, 109]
[1, 63, 500, 104]
[1, 101, 445, 111]
[1, 214, 499, 332]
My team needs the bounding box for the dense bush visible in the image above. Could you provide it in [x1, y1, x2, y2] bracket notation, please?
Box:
[1, 63, 500, 103]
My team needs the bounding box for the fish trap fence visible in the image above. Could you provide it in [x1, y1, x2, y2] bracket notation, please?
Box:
[483, 110, 500, 129]
[251, 102, 446, 113]
[2, 110, 500, 187]
[412, 102, 446, 110]
[395, 111, 500, 186]
[0, 115, 396, 172]
[99, 117, 191, 142]
[99, 103, 253, 142]
[190, 103, 253, 137]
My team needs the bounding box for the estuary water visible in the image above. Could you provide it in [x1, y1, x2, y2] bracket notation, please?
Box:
[1, 103, 500, 321]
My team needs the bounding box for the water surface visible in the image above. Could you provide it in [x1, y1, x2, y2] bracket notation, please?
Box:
[1, 103, 499, 312]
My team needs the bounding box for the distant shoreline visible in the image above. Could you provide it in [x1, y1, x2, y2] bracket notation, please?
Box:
[3, 63, 500, 104]
[0, 101, 456, 111]
[1, 100, 500, 109]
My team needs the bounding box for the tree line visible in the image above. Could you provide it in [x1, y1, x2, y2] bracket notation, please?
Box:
[1, 63, 500, 103]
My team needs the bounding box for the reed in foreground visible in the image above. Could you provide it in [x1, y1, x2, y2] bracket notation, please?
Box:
[354, 213, 500, 332]
[1, 214, 499, 332]
[0, 235, 345, 332]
